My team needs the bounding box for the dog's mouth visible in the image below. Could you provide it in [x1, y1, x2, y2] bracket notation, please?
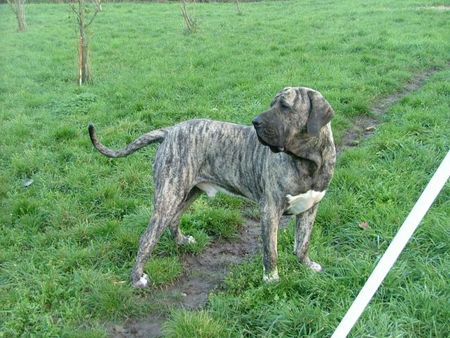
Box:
[256, 133, 285, 153]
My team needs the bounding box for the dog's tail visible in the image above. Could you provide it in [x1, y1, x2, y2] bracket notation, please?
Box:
[88, 124, 168, 158]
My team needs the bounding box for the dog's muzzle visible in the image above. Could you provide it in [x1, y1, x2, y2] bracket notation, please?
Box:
[252, 117, 285, 153]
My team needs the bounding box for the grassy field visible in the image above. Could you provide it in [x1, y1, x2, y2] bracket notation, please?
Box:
[1, 1, 449, 336]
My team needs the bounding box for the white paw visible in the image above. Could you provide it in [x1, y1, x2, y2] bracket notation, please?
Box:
[185, 235, 196, 245]
[178, 235, 196, 245]
[263, 269, 280, 283]
[133, 273, 149, 288]
[307, 261, 322, 273]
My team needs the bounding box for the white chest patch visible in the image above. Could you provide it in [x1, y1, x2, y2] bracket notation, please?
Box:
[286, 190, 326, 215]
[197, 182, 233, 198]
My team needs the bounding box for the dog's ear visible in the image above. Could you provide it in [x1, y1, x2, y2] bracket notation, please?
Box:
[306, 90, 335, 137]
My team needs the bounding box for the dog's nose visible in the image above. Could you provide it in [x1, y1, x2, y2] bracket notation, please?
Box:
[252, 117, 263, 128]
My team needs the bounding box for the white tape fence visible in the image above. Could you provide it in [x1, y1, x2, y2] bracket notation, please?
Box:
[331, 151, 450, 338]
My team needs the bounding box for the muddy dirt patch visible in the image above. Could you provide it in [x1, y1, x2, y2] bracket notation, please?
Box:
[108, 216, 294, 337]
[337, 68, 441, 155]
[109, 218, 262, 337]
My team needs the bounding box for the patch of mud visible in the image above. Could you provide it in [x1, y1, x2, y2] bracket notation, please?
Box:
[337, 116, 378, 155]
[111, 319, 165, 338]
[165, 219, 262, 310]
[108, 217, 293, 337]
[337, 68, 440, 155]
[108, 67, 441, 337]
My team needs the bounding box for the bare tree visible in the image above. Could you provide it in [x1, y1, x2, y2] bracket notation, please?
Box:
[7, 0, 27, 32]
[94, 0, 102, 12]
[235, 0, 242, 15]
[70, 0, 101, 85]
[181, 0, 197, 33]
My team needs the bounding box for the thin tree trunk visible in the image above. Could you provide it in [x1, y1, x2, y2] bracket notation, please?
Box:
[181, 0, 197, 33]
[79, 28, 91, 85]
[235, 0, 242, 15]
[77, 1, 91, 85]
[16, 0, 27, 32]
[70, 0, 100, 85]
[7, 0, 27, 32]
[94, 0, 102, 12]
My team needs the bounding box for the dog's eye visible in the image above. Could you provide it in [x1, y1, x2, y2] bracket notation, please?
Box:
[279, 101, 290, 110]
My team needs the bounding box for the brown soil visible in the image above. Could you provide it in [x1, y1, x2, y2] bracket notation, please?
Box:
[337, 68, 440, 155]
[109, 219, 261, 337]
[107, 68, 441, 337]
[109, 216, 293, 337]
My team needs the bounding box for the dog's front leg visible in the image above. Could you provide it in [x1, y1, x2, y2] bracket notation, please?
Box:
[294, 204, 322, 272]
[261, 201, 282, 283]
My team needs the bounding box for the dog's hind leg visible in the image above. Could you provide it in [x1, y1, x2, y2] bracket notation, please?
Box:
[131, 192, 191, 288]
[294, 204, 322, 272]
[169, 188, 201, 246]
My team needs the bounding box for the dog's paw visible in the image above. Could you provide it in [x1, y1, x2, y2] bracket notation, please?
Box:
[263, 269, 280, 283]
[132, 273, 150, 288]
[298, 256, 323, 273]
[177, 235, 196, 246]
[306, 261, 322, 273]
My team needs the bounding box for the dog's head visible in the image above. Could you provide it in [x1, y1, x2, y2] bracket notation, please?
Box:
[252, 87, 334, 155]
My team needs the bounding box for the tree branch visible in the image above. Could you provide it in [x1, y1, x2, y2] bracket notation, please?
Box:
[69, 3, 81, 23]
[85, 7, 100, 28]
[6, 0, 18, 15]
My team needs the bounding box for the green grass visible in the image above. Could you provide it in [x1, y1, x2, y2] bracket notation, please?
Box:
[163, 310, 225, 338]
[181, 206, 244, 241]
[1, 1, 449, 336]
[145, 256, 183, 287]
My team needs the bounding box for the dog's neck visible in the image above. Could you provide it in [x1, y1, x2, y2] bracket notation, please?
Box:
[287, 124, 336, 191]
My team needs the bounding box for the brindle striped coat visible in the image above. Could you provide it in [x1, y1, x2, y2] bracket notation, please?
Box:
[89, 87, 336, 287]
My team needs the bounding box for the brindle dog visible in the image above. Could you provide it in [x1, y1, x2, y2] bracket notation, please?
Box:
[89, 87, 336, 288]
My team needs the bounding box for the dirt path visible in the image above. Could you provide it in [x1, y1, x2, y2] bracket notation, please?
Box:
[108, 67, 441, 337]
[110, 219, 262, 337]
[337, 68, 440, 155]
[110, 216, 292, 338]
